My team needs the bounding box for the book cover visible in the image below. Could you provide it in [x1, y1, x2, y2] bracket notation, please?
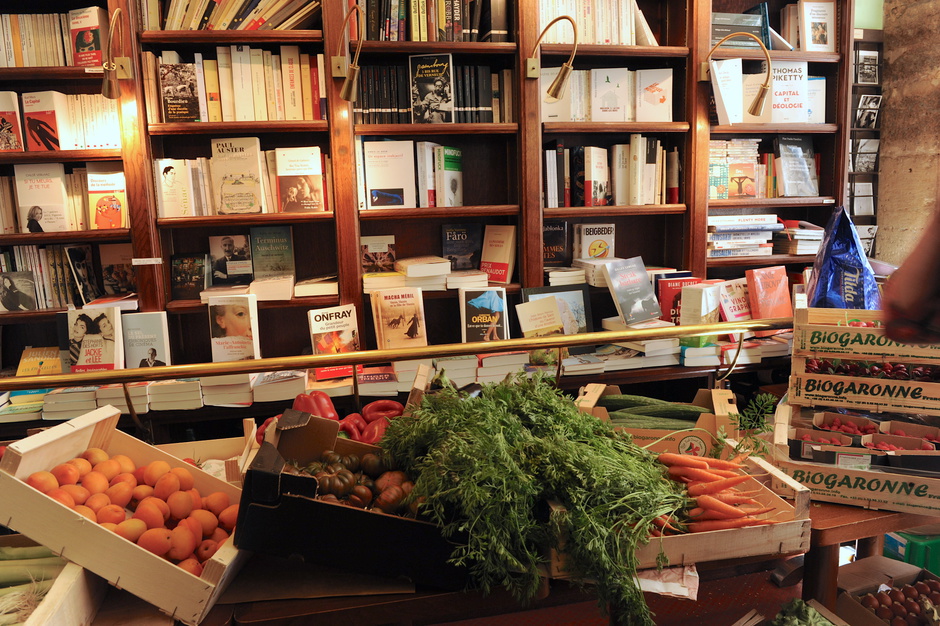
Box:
[574, 223, 615, 260]
[394, 255, 452, 277]
[479, 224, 516, 284]
[370, 287, 428, 350]
[590, 67, 633, 122]
[362, 140, 417, 209]
[308, 303, 361, 380]
[155, 159, 195, 217]
[726, 162, 757, 198]
[63, 244, 101, 306]
[775, 135, 819, 197]
[655, 276, 702, 324]
[68, 6, 108, 68]
[16, 346, 61, 376]
[0, 91, 24, 152]
[415, 140, 441, 207]
[521, 283, 593, 353]
[798, 0, 836, 52]
[0, 271, 37, 312]
[86, 162, 127, 230]
[13, 162, 70, 233]
[716, 277, 752, 323]
[746, 265, 792, 337]
[459, 286, 508, 342]
[274, 146, 325, 212]
[678, 282, 722, 347]
[122, 311, 171, 368]
[209, 233, 253, 286]
[99, 242, 136, 294]
[602, 256, 661, 325]
[160, 63, 201, 123]
[243, 225, 292, 282]
[170, 254, 209, 301]
[68, 306, 123, 372]
[21, 91, 73, 151]
[441, 223, 483, 270]
[583, 146, 609, 206]
[762, 60, 808, 124]
[209, 293, 261, 362]
[360, 235, 397, 273]
[433, 145, 462, 207]
[515, 296, 564, 338]
[542, 219, 570, 267]
[409, 53, 455, 123]
[209, 136, 267, 214]
[635, 68, 673, 122]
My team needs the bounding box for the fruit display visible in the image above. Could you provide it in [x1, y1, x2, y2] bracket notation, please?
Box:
[815, 415, 878, 436]
[804, 358, 940, 382]
[856, 578, 940, 625]
[22, 447, 236, 578]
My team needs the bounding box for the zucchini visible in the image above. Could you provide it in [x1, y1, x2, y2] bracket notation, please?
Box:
[615, 403, 711, 420]
[595, 394, 673, 411]
[608, 413, 699, 430]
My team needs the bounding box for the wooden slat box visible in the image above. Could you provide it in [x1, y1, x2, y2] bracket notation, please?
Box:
[0, 406, 249, 626]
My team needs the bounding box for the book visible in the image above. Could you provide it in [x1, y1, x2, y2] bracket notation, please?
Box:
[798, 0, 836, 52]
[441, 223, 483, 270]
[98, 242, 137, 295]
[21, 90, 77, 150]
[0, 91, 24, 152]
[542, 219, 570, 267]
[459, 286, 508, 342]
[514, 296, 564, 338]
[68, 6, 108, 67]
[602, 256, 662, 326]
[590, 67, 633, 122]
[583, 146, 609, 206]
[360, 235, 396, 273]
[16, 346, 61, 376]
[209, 233, 253, 286]
[13, 163, 70, 233]
[657, 275, 703, 325]
[208, 293, 261, 361]
[159, 62, 201, 123]
[0, 271, 38, 312]
[294, 274, 339, 297]
[86, 162, 127, 230]
[68, 306, 124, 372]
[122, 311, 171, 367]
[708, 58, 743, 125]
[678, 282, 722, 347]
[775, 135, 819, 197]
[370, 287, 428, 350]
[209, 136, 267, 214]
[433, 145, 462, 206]
[745, 265, 792, 337]
[394, 255, 452, 277]
[479, 224, 516, 284]
[415, 140, 442, 207]
[362, 139, 417, 209]
[574, 223, 615, 260]
[64, 244, 102, 305]
[154, 159, 195, 217]
[716, 277, 752, 324]
[409, 53, 455, 123]
[635, 68, 673, 122]
[274, 146, 325, 212]
[249, 225, 294, 279]
[308, 303, 361, 380]
[762, 60, 808, 124]
[170, 254, 209, 300]
[521, 284, 593, 351]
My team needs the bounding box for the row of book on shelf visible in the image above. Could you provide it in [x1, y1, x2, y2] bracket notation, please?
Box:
[0, 161, 127, 234]
[143, 0, 322, 31]
[357, 138, 467, 210]
[0, 90, 121, 153]
[709, 60, 826, 127]
[541, 66, 673, 124]
[712, 1, 837, 54]
[708, 136, 819, 200]
[155, 138, 330, 217]
[0, 6, 108, 68]
[536, 0, 658, 46]
[356, 0, 509, 42]
[543, 138, 680, 208]
[145, 46, 328, 125]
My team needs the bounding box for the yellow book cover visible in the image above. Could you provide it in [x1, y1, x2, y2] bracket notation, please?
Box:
[299, 53, 314, 121]
[202, 59, 223, 121]
[16, 346, 63, 376]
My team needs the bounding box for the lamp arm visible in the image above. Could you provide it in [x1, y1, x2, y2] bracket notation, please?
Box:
[530, 15, 579, 63]
[103, 7, 124, 72]
[335, 4, 364, 68]
[705, 31, 772, 90]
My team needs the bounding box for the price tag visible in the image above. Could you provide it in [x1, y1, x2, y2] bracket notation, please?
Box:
[132, 257, 163, 266]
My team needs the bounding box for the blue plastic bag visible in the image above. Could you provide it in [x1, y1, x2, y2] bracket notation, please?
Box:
[806, 207, 881, 309]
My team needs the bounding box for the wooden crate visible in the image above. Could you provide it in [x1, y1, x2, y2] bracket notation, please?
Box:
[793, 308, 940, 364]
[0, 407, 249, 626]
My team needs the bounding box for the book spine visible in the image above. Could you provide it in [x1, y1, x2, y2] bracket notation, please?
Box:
[215, 46, 236, 121]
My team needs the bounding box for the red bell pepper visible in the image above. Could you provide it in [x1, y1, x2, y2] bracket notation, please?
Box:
[256, 415, 280, 445]
[361, 399, 404, 423]
[360, 417, 390, 444]
[339, 419, 361, 441]
[342, 412, 368, 433]
[293, 391, 339, 420]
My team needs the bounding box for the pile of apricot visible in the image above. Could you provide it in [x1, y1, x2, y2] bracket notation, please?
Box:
[24, 447, 238, 578]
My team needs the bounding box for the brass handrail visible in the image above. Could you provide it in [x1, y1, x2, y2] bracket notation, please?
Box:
[0, 317, 793, 392]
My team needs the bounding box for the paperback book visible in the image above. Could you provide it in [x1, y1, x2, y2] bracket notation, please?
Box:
[86, 162, 127, 230]
[208, 293, 261, 362]
[249, 225, 294, 280]
[274, 146, 325, 212]
[441, 223, 483, 270]
[479, 224, 517, 284]
[209, 234, 253, 286]
[159, 63, 201, 123]
[99, 243, 137, 295]
[0, 91, 24, 152]
[122, 311, 171, 367]
[746, 265, 792, 337]
[409, 53, 455, 123]
[308, 303, 361, 380]
[0, 271, 37, 312]
[602, 256, 661, 325]
[16, 346, 61, 376]
[154, 159, 195, 218]
[360, 235, 397, 273]
[433, 145, 463, 206]
[370, 287, 428, 351]
[543, 220, 570, 267]
[362, 139, 417, 209]
[210, 137, 267, 214]
[459, 286, 508, 342]
[170, 254, 209, 300]
[67, 306, 123, 372]
[13, 163, 70, 233]
[69, 6, 108, 68]
[65, 245, 102, 305]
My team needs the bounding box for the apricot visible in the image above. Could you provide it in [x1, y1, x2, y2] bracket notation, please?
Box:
[130, 485, 154, 509]
[105, 482, 133, 508]
[81, 448, 109, 467]
[218, 504, 238, 532]
[50, 463, 81, 486]
[80, 471, 110, 495]
[140, 497, 170, 522]
[96, 504, 127, 525]
[167, 490, 194, 520]
[186, 488, 202, 510]
[203, 492, 230, 517]
[177, 516, 203, 541]
[209, 527, 229, 543]
[73, 505, 96, 522]
[115, 518, 147, 543]
[45, 488, 76, 508]
[168, 526, 198, 561]
[66, 457, 93, 477]
[138, 528, 172, 556]
[110, 454, 136, 474]
[25, 471, 58, 494]
[195, 539, 218, 562]
[93, 459, 122, 482]
[132, 502, 166, 530]
[60, 484, 90, 506]
[109, 472, 137, 488]
[132, 466, 147, 485]
[188, 509, 218, 538]
[169, 467, 195, 491]
[178, 557, 203, 577]
[153, 473, 181, 501]
[143, 461, 171, 487]
[99, 522, 119, 532]
[84, 492, 111, 513]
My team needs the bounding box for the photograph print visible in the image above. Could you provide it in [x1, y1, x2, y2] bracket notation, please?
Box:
[409, 53, 455, 124]
[853, 139, 880, 174]
[855, 94, 882, 129]
[209, 234, 253, 286]
[856, 50, 880, 85]
[0, 271, 37, 312]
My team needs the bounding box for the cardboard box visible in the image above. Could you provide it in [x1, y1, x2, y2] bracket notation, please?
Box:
[575, 385, 736, 456]
[787, 427, 852, 461]
[835, 556, 939, 625]
[156, 418, 259, 486]
[880, 420, 940, 443]
[234, 409, 467, 590]
[0, 406, 248, 626]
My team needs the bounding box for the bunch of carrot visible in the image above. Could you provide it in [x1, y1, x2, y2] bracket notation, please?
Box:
[655, 452, 781, 534]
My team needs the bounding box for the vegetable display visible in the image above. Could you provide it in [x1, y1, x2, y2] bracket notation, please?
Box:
[0, 544, 64, 624]
[379, 374, 689, 625]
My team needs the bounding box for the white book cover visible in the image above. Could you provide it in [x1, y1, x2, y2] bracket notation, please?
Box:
[85, 162, 127, 230]
[433, 145, 462, 207]
[21, 90, 75, 151]
[363, 140, 416, 209]
[280, 45, 303, 121]
[209, 136, 267, 214]
[230, 45, 255, 122]
[13, 162, 70, 232]
[308, 303, 360, 380]
[209, 294, 261, 362]
[611, 144, 631, 205]
[635, 68, 672, 122]
[68, 6, 107, 68]
[68, 306, 124, 372]
[274, 146, 324, 212]
[798, 0, 836, 52]
[716, 278, 752, 324]
[807, 76, 826, 124]
[574, 223, 615, 260]
[709, 58, 743, 125]
[741, 72, 773, 124]
[155, 158, 195, 217]
[583, 146, 609, 207]
[215, 46, 236, 123]
[539, 67, 572, 122]
[762, 60, 808, 123]
[415, 141, 441, 207]
[249, 47, 267, 121]
[627, 133, 645, 205]
[122, 311, 171, 368]
[589, 68, 632, 122]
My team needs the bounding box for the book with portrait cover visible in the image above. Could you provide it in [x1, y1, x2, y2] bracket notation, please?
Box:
[13, 162, 70, 233]
[249, 225, 294, 280]
[0, 271, 37, 312]
[170, 254, 209, 301]
[209, 137, 267, 215]
[459, 286, 508, 342]
[308, 303, 361, 381]
[409, 53, 455, 124]
[208, 293, 261, 362]
[274, 146, 325, 212]
[0, 91, 24, 152]
[370, 287, 428, 351]
[602, 256, 662, 326]
[67, 306, 123, 373]
[99, 243, 137, 295]
[154, 159, 195, 217]
[86, 162, 127, 230]
[122, 311, 171, 368]
[442, 223, 483, 270]
[209, 234, 253, 286]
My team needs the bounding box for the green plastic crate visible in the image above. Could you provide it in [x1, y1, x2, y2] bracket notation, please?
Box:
[884, 532, 940, 575]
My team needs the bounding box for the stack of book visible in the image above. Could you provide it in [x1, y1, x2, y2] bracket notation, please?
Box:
[96, 382, 151, 414]
[717, 340, 763, 366]
[446, 270, 489, 290]
[544, 267, 586, 286]
[680, 344, 721, 367]
[394, 255, 452, 291]
[476, 351, 529, 383]
[706, 214, 779, 258]
[294, 275, 339, 297]
[773, 225, 825, 255]
[432, 356, 478, 388]
[200, 373, 256, 407]
[148, 378, 204, 411]
[561, 354, 604, 377]
[41, 386, 98, 421]
[305, 372, 354, 398]
[592, 344, 680, 372]
[356, 366, 399, 397]
[363, 271, 406, 293]
[251, 370, 306, 403]
[601, 317, 681, 359]
[393, 359, 433, 392]
[573, 258, 621, 287]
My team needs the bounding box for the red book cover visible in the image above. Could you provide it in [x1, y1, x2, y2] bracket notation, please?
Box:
[745, 266, 793, 337]
[68, 7, 108, 69]
[656, 276, 703, 324]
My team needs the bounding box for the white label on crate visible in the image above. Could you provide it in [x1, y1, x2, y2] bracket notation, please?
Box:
[835, 453, 872, 470]
[132, 257, 163, 266]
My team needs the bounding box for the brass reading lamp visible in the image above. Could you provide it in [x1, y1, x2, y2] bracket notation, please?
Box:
[525, 15, 579, 103]
[331, 4, 365, 103]
[101, 8, 131, 100]
[701, 31, 773, 117]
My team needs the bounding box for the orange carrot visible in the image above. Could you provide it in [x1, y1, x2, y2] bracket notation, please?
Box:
[686, 474, 753, 497]
[709, 491, 760, 506]
[736, 506, 776, 517]
[652, 514, 681, 534]
[700, 457, 745, 471]
[667, 465, 724, 483]
[687, 518, 778, 533]
[705, 468, 743, 479]
[656, 453, 710, 469]
[695, 494, 748, 518]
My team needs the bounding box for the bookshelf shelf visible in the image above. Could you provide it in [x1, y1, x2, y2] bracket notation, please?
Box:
[358, 205, 519, 220]
[0, 310, 63, 324]
[0, 150, 122, 164]
[544, 204, 687, 218]
[0, 229, 131, 246]
[0, 67, 106, 81]
[709, 197, 837, 208]
[165, 294, 341, 314]
[711, 49, 841, 63]
[540, 44, 690, 58]
[542, 122, 691, 134]
[148, 121, 330, 135]
[709, 124, 839, 134]
[354, 123, 518, 136]
[156, 213, 334, 228]
[356, 41, 517, 55]
[139, 30, 325, 44]
[555, 358, 793, 389]
[706, 254, 817, 268]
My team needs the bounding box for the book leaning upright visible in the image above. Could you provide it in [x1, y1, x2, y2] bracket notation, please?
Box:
[208, 293, 261, 362]
[209, 136, 268, 214]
